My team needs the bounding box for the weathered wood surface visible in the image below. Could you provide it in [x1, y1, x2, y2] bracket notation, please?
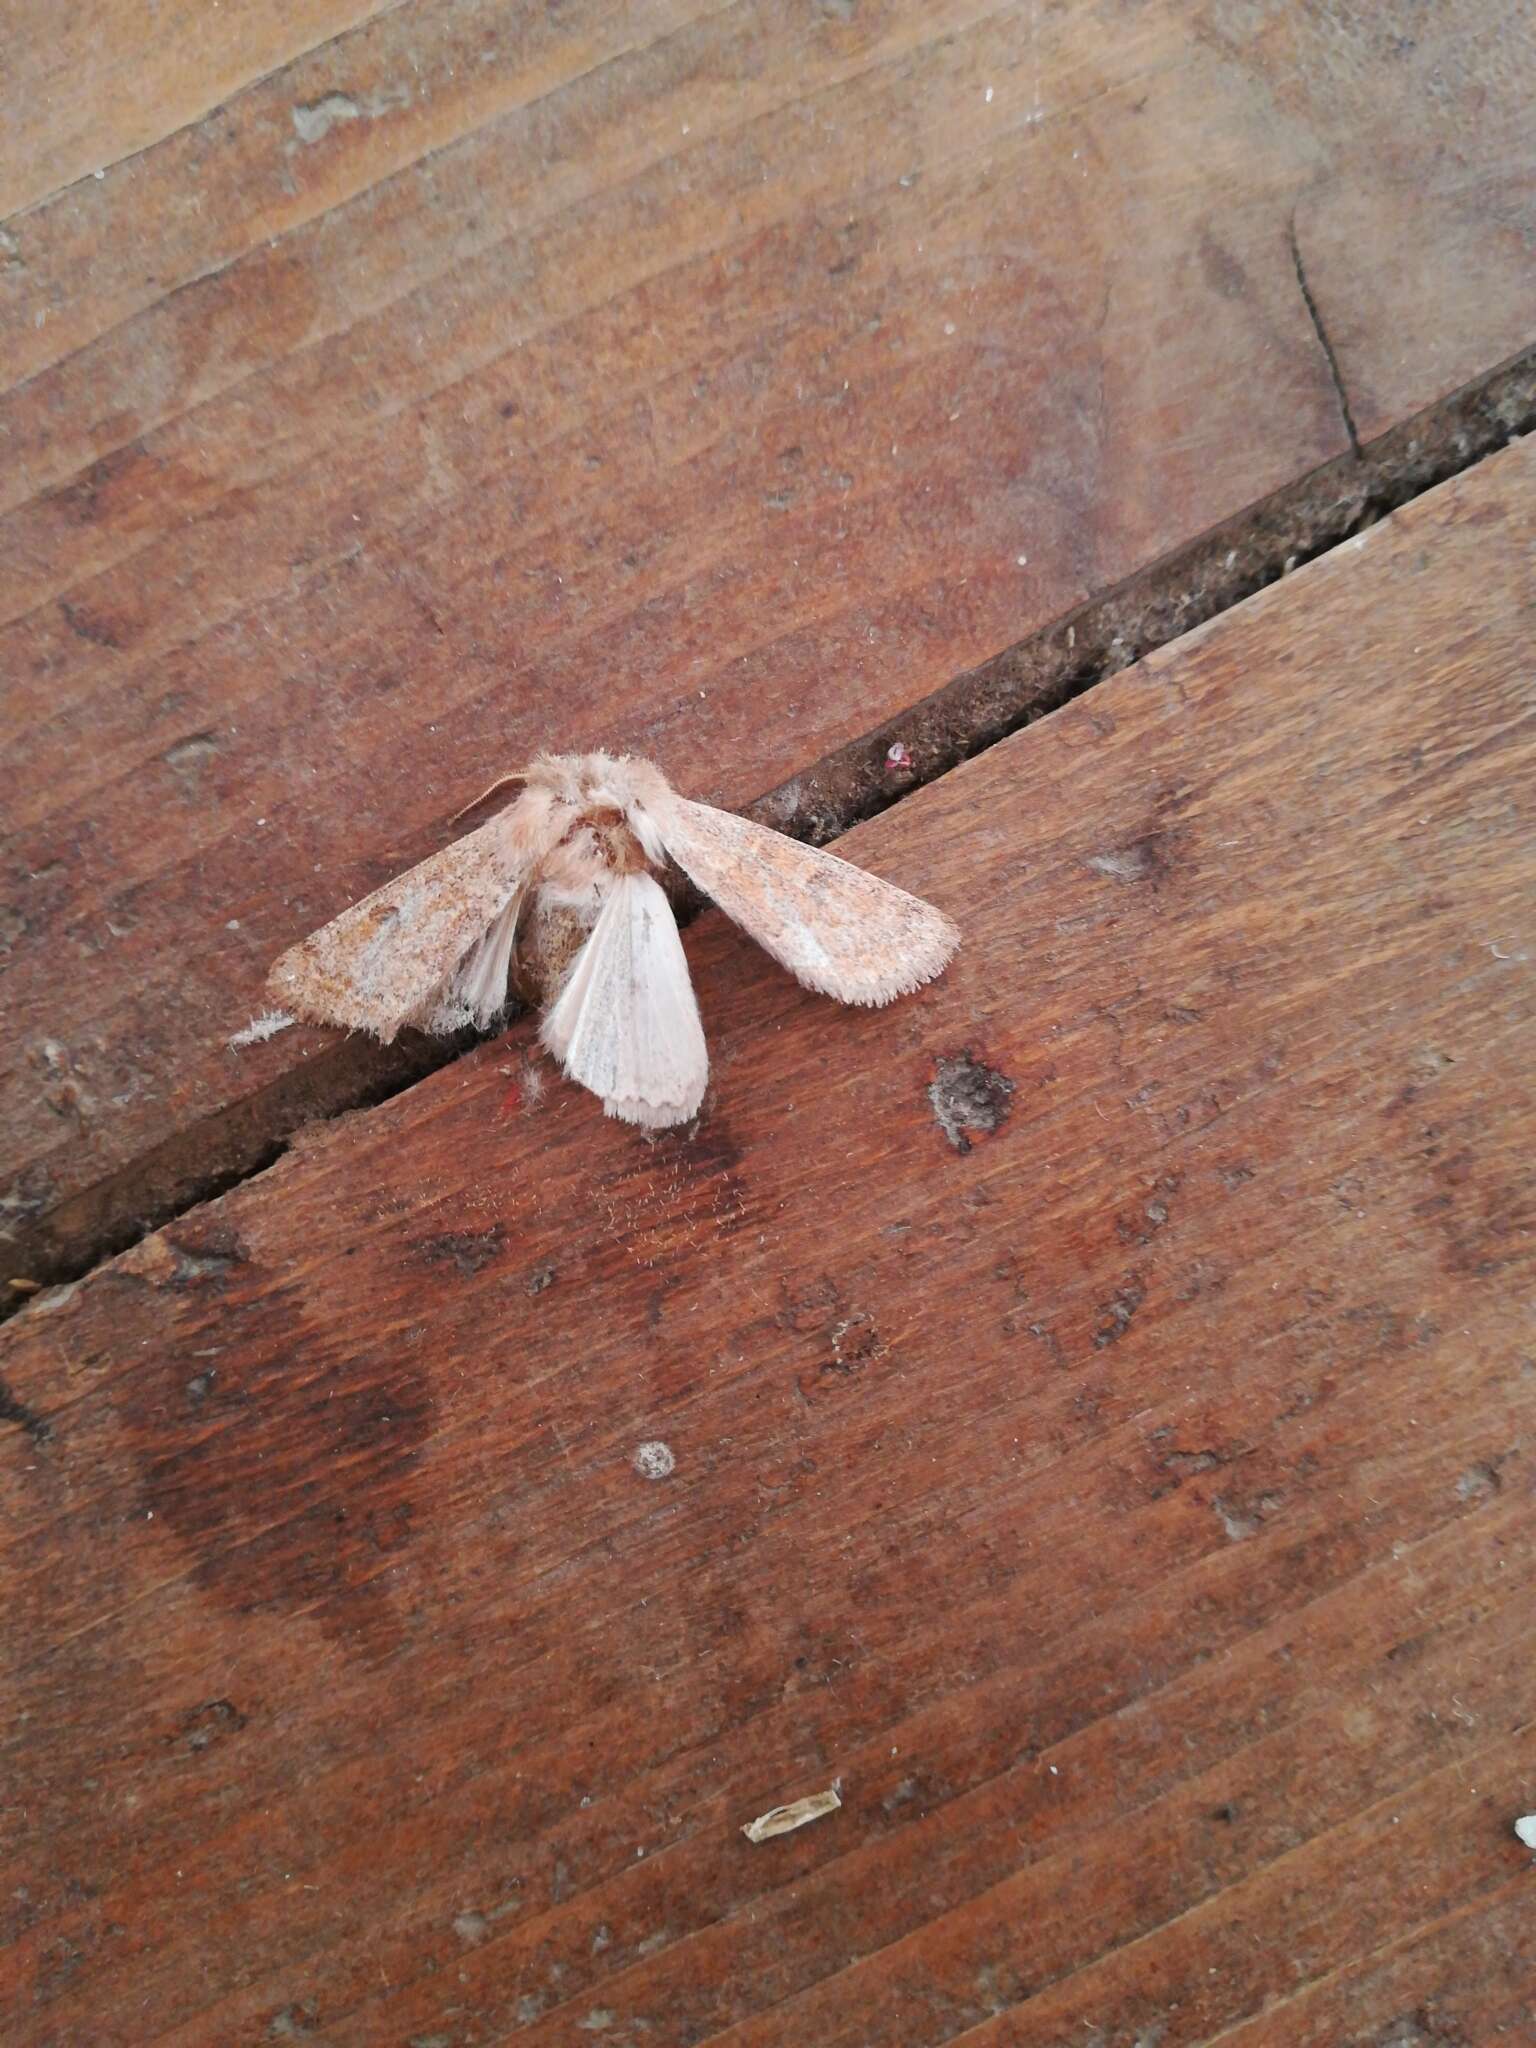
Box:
[3, 435, 1533, 2045]
[4, 0, 1535, 1288]
[1, 1, 392, 220]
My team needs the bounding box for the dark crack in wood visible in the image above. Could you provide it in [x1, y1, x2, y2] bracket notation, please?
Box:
[1288, 214, 1363, 461]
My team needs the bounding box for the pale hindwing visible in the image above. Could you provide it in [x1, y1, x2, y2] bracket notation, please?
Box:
[267, 788, 567, 1041]
[651, 794, 959, 1006]
[540, 872, 708, 1127]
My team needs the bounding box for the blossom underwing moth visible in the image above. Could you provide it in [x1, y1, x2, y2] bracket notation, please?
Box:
[268, 753, 959, 1128]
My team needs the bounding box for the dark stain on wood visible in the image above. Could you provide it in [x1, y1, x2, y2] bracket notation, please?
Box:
[412, 1226, 504, 1278]
[928, 1051, 1016, 1153]
[0, 1374, 51, 1446]
[115, 1252, 434, 1661]
[168, 1697, 248, 1759]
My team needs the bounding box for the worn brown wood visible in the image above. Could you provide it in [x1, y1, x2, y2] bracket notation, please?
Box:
[4, 435, 1534, 2044]
[4, 0, 1535, 1288]
[1, 0, 392, 220]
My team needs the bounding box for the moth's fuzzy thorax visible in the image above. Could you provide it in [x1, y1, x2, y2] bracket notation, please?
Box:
[520, 751, 673, 867]
[537, 822, 649, 909]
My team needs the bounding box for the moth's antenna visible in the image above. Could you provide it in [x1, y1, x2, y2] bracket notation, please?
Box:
[449, 772, 527, 825]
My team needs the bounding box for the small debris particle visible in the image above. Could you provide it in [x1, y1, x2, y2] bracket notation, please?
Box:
[741, 1785, 842, 1843]
[929, 1051, 1015, 1153]
[632, 1440, 675, 1480]
[525, 1263, 556, 1295]
[176, 1698, 246, 1755]
[1160, 1447, 1220, 1479]
[452, 1910, 488, 1944]
[292, 92, 361, 144]
[229, 1011, 296, 1049]
[1514, 1814, 1536, 1850]
[1212, 1490, 1282, 1541]
[268, 2010, 319, 2042]
[885, 740, 913, 771]
[498, 1058, 547, 1116]
[416, 1228, 502, 1277]
[1084, 841, 1162, 883]
[1456, 1459, 1503, 1502]
[1093, 1277, 1145, 1349]
[162, 731, 222, 782]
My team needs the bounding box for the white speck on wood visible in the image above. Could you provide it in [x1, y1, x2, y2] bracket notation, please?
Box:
[292, 93, 362, 144]
[632, 1440, 675, 1479]
[1515, 1814, 1536, 1850]
[228, 1011, 296, 1048]
[741, 1786, 842, 1843]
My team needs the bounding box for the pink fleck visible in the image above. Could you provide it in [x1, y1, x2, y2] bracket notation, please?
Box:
[885, 741, 913, 771]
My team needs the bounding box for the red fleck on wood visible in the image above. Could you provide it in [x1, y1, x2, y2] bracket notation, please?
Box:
[2, 434, 1532, 2044]
[4, 0, 1536, 1287]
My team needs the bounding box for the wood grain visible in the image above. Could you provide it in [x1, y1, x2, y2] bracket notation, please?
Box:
[2, 434, 1532, 2045]
[1239, 0, 1536, 439]
[0, 0, 394, 219]
[4, 0, 1535, 1287]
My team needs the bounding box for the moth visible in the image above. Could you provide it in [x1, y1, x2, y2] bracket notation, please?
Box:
[268, 753, 959, 1128]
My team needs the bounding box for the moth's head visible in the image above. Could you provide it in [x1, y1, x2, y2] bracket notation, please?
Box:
[534, 754, 666, 849]
[583, 811, 653, 875]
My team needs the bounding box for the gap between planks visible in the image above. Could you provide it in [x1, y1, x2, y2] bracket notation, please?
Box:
[5, 342, 1535, 1317]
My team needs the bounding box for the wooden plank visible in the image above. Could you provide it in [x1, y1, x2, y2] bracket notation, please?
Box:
[0, 0, 712, 387]
[0, 0, 393, 219]
[3, 0, 1535, 1286]
[2, 433, 1532, 2044]
[1251, 0, 1536, 440]
[1206, 1885, 1535, 2047]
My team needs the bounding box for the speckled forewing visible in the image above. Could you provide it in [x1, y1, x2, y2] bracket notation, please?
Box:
[652, 794, 959, 1006]
[267, 789, 568, 1041]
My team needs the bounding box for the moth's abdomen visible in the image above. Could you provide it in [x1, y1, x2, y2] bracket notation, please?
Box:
[513, 894, 598, 1008]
